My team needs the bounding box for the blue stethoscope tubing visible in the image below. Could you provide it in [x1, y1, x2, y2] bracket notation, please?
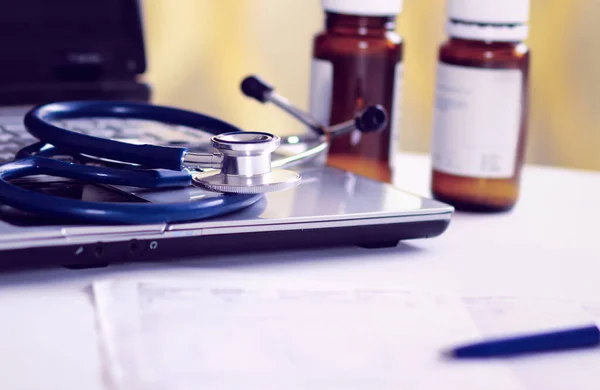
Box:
[24, 100, 243, 170]
[0, 101, 263, 224]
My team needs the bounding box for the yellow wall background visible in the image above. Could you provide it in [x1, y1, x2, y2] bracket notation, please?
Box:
[140, 0, 600, 172]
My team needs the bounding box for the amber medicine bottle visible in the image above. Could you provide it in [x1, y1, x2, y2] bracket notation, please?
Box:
[309, 0, 403, 183]
[430, 0, 530, 212]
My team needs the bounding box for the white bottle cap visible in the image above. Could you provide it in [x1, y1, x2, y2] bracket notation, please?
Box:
[447, 0, 530, 24]
[321, 0, 403, 16]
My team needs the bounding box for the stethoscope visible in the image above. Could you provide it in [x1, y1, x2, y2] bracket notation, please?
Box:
[0, 75, 387, 224]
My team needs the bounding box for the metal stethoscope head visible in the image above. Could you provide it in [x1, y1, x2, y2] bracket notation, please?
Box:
[189, 131, 297, 194]
[189, 75, 388, 194]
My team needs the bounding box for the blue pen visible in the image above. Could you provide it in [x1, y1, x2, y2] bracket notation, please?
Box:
[445, 323, 600, 358]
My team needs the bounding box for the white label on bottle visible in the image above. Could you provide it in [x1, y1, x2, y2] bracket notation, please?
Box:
[431, 63, 523, 179]
[389, 61, 404, 168]
[309, 58, 334, 126]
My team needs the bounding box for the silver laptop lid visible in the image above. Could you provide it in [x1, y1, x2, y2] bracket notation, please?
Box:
[0, 165, 452, 251]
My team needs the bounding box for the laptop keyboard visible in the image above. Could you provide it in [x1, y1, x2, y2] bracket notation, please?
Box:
[0, 116, 214, 163]
[0, 118, 37, 161]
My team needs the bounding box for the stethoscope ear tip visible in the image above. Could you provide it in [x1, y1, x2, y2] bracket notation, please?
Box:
[356, 105, 388, 133]
[241, 75, 274, 103]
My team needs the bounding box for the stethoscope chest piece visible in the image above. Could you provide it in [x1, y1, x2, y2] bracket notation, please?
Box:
[191, 131, 301, 194]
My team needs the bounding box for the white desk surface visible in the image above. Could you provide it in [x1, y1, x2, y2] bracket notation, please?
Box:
[1, 152, 599, 390]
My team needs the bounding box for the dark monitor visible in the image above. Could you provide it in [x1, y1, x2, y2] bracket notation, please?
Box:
[0, 0, 149, 105]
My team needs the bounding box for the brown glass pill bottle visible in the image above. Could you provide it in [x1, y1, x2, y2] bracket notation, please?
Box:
[430, 0, 530, 212]
[309, 0, 403, 183]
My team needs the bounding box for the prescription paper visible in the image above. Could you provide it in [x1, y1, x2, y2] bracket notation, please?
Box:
[93, 278, 524, 390]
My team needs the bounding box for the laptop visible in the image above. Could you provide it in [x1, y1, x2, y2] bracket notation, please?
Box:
[0, 0, 454, 269]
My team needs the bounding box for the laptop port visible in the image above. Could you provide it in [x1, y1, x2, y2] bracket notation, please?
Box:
[129, 239, 141, 255]
[93, 243, 104, 258]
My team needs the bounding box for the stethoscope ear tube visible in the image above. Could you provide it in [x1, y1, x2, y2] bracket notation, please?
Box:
[24, 101, 242, 171]
[240, 75, 388, 139]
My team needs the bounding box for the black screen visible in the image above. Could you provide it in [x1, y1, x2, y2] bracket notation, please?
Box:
[0, 0, 146, 83]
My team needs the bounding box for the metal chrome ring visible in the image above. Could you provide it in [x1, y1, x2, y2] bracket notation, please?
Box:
[213, 131, 276, 145]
